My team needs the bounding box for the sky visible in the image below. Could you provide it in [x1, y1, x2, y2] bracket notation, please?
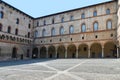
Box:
[2, 0, 111, 18]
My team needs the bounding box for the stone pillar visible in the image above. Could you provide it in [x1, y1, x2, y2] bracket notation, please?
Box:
[102, 47, 104, 58]
[55, 47, 58, 58]
[65, 47, 67, 58]
[117, 47, 119, 58]
[46, 48, 48, 58]
[88, 48, 91, 58]
[76, 48, 78, 58]
[38, 47, 40, 58]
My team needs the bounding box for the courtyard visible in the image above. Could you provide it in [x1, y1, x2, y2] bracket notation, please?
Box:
[0, 59, 120, 80]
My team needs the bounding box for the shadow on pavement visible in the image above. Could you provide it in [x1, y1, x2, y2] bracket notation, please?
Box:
[0, 59, 56, 67]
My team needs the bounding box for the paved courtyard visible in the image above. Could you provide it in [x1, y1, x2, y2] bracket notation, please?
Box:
[0, 59, 120, 80]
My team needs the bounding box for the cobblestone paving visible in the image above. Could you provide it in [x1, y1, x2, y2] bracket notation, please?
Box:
[0, 59, 120, 80]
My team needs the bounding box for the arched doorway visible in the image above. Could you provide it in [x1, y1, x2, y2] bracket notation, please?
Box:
[78, 44, 88, 58]
[32, 48, 38, 59]
[40, 46, 47, 58]
[104, 42, 117, 58]
[90, 43, 102, 58]
[12, 47, 17, 58]
[48, 46, 55, 58]
[67, 44, 76, 58]
[57, 45, 65, 58]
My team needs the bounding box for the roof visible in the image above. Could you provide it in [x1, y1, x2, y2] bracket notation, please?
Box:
[0, 0, 34, 19]
[35, 0, 116, 19]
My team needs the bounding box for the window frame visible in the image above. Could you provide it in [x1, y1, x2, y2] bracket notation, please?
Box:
[81, 23, 86, 32]
[60, 26, 64, 35]
[93, 22, 99, 31]
[69, 25, 74, 34]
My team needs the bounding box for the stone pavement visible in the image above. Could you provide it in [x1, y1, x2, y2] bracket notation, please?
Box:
[0, 59, 120, 80]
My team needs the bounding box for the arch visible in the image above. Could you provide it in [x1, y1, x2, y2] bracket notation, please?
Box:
[90, 43, 102, 58]
[12, 47, 17, 58]
[104, 41, 117, 58]
[106, 20, 112, 29]
[57, 45, 65, 58]
[32, 47, 38, 58]
[51, 27, 55, 36]
[78, 44, 88, 58]
[40, 46, 47, 58]
[42, 29, 46, 37]
[81, 23, 86, 32]
[0, 23, 2, 31]
[8, 26, 11, 33]
[60, 26, 64, 35]
[48, 45, 55, 58]
[93, 22, 98, 31]
[69, 25, 74, 34]
[67, 44, 76, 58]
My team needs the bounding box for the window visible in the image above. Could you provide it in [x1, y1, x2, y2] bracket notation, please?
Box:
[0, 24, 2, 31]
[28, 32, 30, 38]
[34, 30, 38, 38]
[60, 26, 64, 35]
[44, 20, 46, 25]
[81, 13, 85, 19]
[51, 28, 55, 36]
[93, 11, 97, 17]
[15, 28, 18, 35]
[107, 20, 112, 29]
[70, 16, 74, 21]
[69, 25, 74, 34]
[28, 24, 30, 28]
[61, 17, 64, 23]
[52, 18, 54, 24]
[37, 21, 39, 26]
[81, 24, 86, 32]
[94, 22, 98, 31]
[16, 18, 19, 24]
[8, 26, 11, 33]
[106, 9, 110, 14]
[42, 29, 46, 37]
[0, 11, 4, 19]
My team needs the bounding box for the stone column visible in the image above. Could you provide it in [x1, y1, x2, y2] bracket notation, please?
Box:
[102, 47, 104, 58]
[117, 47, 119, 58]
[55, 47, 58, 58]
[38, 47, 40, 58]
[65, 47, 67, 58]
[76, 48, 78, 58]
[46, 48, 48, 58]
[88, 48, 91, 58]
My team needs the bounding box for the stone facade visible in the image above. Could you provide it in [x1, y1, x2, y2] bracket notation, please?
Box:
[0, 1, 33, 60]
[0, 0, 120, 60]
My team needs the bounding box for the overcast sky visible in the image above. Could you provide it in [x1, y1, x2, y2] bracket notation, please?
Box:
[2, 0, 111, 18]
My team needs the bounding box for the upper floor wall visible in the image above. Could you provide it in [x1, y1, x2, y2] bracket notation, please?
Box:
[0, 1, 34, 38]
[33, 1, 118, 38]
